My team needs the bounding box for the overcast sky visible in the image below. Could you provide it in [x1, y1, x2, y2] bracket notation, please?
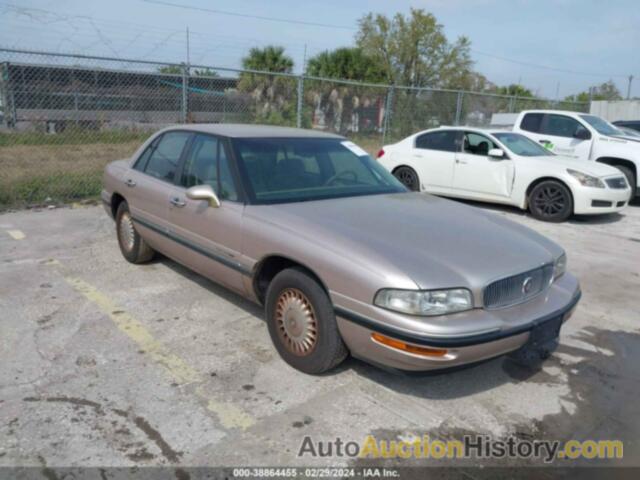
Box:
[1, 0, 639, 98]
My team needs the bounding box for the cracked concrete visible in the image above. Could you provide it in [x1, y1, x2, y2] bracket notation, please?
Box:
[0, 201, 639, 468]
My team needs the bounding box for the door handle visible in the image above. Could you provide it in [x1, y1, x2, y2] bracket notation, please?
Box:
[455, 159, 468, 164]
[170, 197, 186, 208]
[124, 178, 136, 187]
[538, 139, 550, 144]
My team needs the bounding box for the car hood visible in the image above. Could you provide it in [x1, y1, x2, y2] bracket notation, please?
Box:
[257, 193, 562, 291]
[525, 154, 623, 177]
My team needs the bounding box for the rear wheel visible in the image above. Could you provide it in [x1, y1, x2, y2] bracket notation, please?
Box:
[116, 201, 155, 264]
[393, 166, 420, 191]
[265, 268, 348, 374]
[615, 165, 636, 198]
[528, 180, 573, 222]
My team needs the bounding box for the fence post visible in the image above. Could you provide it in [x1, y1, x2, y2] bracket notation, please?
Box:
[382, 85, 394, 145]
[454, 91, 463, 126]
[508, 95, 515, 113]
[181, 63, 189, 123]
[296, 75, 304, 128]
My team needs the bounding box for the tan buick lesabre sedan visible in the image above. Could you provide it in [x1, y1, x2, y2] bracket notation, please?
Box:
[102, 124, 581, 374]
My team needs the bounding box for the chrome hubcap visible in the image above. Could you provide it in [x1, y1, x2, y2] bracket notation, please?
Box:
[275, 288, 318, 356]
[119, 211, 135, 251]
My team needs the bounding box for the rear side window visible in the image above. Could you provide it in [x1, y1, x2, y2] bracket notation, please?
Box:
[541, 114, 584, 138]
[415, 130, 460, 152]
[144, 131, 191, 182]
[520, 113, 543, 133]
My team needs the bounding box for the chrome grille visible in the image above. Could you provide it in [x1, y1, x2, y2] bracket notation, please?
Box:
[483, 264, 554, 309]
[606, 177, 627, 189]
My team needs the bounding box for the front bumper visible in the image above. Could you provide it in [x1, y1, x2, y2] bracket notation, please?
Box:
[572, 185, 631, 215]
[333, 273, 581, 372]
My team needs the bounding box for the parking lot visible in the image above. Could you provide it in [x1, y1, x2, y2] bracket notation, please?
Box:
[1, 199, 639, 470]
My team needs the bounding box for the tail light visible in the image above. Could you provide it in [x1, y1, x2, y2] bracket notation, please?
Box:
[376, 148, 385, 158]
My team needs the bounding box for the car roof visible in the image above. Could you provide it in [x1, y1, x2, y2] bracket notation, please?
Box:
[161, 123, 345, 139]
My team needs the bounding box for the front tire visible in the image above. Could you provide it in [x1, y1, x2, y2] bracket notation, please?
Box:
[265, 268, 348, 374]
[116, 201, 155, 264]
[393, 166, 420, 191]
[615, 165, 636, 198]
[528, 180, 573, 222]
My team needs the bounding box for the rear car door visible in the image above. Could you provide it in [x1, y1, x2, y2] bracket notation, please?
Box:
[520, 113, 592, 160]
[166, 133, 247, 295]
[452, 132, 514, 198]
[412, 130, 461, 191]
[124, 131, 192, 238]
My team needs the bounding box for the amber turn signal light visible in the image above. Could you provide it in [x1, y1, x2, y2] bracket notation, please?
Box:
[371, 333, 448, 357]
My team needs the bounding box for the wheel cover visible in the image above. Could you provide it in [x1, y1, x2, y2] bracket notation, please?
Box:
[533, 186, 566, 216]
[275, 288, 318, 356]
[396, 169, 417, 190]
[118, 211, 136, 252]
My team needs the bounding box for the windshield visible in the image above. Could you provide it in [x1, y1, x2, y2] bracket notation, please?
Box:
[492, 132, 554, 157]
[232, 138, 407, 204]
[579, 114, 624, 136]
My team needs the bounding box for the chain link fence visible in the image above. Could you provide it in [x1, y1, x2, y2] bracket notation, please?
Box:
[0, 48, 589, 209]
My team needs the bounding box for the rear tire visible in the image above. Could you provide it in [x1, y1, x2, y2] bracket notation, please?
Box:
[393, 166, 420, 192]
[116, 201, 155, 264]
[615, 165, 636, 198]
[265, 268, 348, 374]
[528, 180, 573, 222]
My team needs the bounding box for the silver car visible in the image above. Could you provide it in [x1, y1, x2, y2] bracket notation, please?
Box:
[102, 124, 581, 374]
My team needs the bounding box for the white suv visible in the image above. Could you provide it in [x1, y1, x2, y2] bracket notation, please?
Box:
[512, 110, 640, 197]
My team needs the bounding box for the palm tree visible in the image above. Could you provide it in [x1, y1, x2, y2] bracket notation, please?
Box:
[238, 46, 296, 125]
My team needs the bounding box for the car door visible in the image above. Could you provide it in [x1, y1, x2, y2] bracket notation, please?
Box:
[412, 130, 461, 191]
[452, 131, 514, 199]
[520, 113, 592, 160]
[165, 133, 247, 295]
[124, 131, 192, 242]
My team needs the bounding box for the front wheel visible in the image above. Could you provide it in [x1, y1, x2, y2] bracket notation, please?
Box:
[528, 180, 573, 222]
[616, 165, 636, 198]
[393, 166, 420, 192]
[265, 268, 348, 374]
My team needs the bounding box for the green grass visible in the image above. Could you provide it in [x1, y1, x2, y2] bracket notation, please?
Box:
[0, 129, 151, 147]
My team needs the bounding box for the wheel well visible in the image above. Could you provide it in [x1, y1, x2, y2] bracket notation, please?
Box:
[110, 193, 126, 218]
[596, 157, 637, 178]
[392, 165, 415, 174]
[525, 177, 574, 209]
[252, 255, 328, 304]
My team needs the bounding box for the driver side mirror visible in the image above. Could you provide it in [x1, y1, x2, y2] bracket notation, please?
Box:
[186, 184, 221, 208]
[573, 127, 591, 140]
[488, 148, 505, 159]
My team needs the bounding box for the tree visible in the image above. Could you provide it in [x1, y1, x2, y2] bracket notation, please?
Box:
[237, 46, 297, 125]
[306, 48, 386, 134]
[355, 9, 474, 138]
[158, 65, 182, 75]
[355, 8, 473, 89]
[564, 80, 622, 102]
[494, 84, 535, 98]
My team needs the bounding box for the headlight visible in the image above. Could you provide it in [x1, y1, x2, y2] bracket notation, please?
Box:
[374, 288, 473, 316]
[567, 169, 604, 188]
[553, 253, 567, 280]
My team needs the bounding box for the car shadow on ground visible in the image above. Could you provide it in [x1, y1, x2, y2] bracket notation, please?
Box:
[449, 197, 628, 225]
[156, 254, 552, 398]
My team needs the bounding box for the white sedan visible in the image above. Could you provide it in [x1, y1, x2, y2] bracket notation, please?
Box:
[377, 127, 632, 222]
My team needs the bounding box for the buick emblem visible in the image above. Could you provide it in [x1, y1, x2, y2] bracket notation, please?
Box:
[522, 276, 534, 295]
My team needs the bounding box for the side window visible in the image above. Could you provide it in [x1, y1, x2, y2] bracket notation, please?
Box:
[144, 131, 190, 182]
[133, 144, 154, 172]
[463, 132, 496, 156]
[520, 113, 543, 133]
[541, 114, 582, 138]
[415, 130, 460, 152]
[181, 134, 238, 201]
